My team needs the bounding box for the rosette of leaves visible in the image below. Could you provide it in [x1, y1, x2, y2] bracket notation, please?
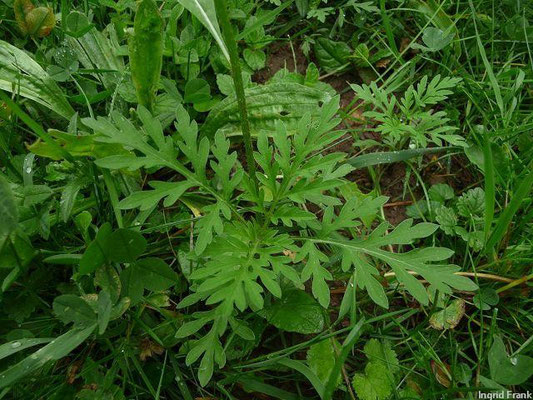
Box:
[14, 0, 55, 38]
[86, 98, 476, 386]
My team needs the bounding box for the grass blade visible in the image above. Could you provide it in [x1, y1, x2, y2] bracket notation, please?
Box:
[169, 355, 194, 400]
[277, 358, 325, 398]
[238, 377, 302, 400]
[468, 0, 504, 120]
[322, 318, 366, 400]
[0, 91, 74, 163]
[0, 324, 96, 389]
[482, 133, 495, 249]
[178, 0, 230, 61]
[485, 167, 533, 253]
[0, 338, 53, 361]
[347, 147, 452, 169]
[0, 175, 18, 236]
[0, 40, 74, 119]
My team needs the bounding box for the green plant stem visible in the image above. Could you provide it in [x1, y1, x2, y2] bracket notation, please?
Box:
[215, 0, 258, 193]
[496, 273, 533, 294]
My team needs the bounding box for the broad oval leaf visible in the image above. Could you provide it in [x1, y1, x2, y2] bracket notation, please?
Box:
[53, 294, 97, 327]
[313, 37, 351, 72]
[422, 27, 454, 51]
[106, 228, 147, 263]
[488, 336, 533, 385]
[262, 289, 325, 334]
[429, 299, 466, 330]
[79, 222, 112, 275]
[135, 257, 179, 291]
[0, 40, 74, 119]
[184, 78, 211, 104]
[307, 339, 340, 385]
[202, 83, 335, 138]
[95, 265, 121, 303]
[120, 266, 144, 305]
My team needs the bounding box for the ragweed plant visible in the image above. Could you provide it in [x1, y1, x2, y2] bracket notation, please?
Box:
[351, 75, 466, 149]
[85, 98, 476, 384]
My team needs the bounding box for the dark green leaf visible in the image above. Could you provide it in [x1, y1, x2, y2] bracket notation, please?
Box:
[79, 223, 112, 275]
[106, 229, 147, 263]
[53, 295, 97, 327]
[97, 291, 112, 334]
[135, 257, 178, 291]
[0, 324, 96, 389]
[314, 38, 351, 72]
[120, 266, 144, 305]
[262, 290, 325, 334]
[184, 78, 211, 104]
[94, 265, 121, 303]
[488, 336, 533, 385]
[0, 176, 18, 236]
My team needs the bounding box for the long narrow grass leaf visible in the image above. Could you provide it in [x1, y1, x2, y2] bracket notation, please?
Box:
[0, 324, 96, 389]
[486, 167, 533, 252]
[483, 133, 495, 250]
[468, 0, 504, 119]
[0, 338, 53, 361]
[278, 358, 325, 398]
[347, 147, 452, 169]
[178, 0, 230, 61]
[0, 40, 74, 119]
[322, 318, 366, 400]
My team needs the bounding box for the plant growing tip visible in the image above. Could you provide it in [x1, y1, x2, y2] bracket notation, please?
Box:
[129, 0, 164, 112]
[14, 0, 55, 38]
